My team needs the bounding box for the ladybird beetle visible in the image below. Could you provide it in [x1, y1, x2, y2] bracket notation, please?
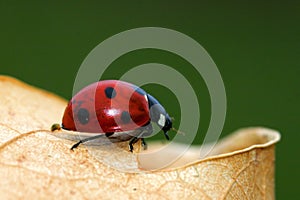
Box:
[52, 80, 172, 151]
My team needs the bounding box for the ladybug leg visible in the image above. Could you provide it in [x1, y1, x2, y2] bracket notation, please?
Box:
[71, 141, 82, 150]
[129, 137, 147, 152]
[105, 132, 114, 137]
[141, 138, 147, 150]
[163, 131, 170, 140]
[70, 134, 107, 150]
[128, 125, 152, 152]
[129, 137, 139, 152]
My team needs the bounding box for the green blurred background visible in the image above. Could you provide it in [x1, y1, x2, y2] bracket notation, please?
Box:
[0, 1, 299, 198]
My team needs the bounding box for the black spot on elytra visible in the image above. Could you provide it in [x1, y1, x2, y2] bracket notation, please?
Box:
[134, 87, 146, 96]
[77, 108, 89, 125]
[105, 87, 116, 99]
[121, 111, 131, 124]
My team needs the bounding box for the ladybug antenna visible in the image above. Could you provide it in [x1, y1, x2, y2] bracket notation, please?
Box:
[171, 127, 186, 136]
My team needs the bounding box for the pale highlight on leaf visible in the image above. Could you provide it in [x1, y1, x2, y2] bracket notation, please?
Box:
[0, 124, 21, 145]
[138, 127, 280, 170]
[0, 76, 67, 132]
[0, 75, 280, 199]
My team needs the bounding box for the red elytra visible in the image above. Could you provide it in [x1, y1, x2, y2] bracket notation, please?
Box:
[62, 80, 150, 133]
[53, 80, 172, 151]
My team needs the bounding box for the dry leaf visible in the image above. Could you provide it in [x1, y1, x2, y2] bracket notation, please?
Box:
[0, 76, 66, 132]
[0, 124, 20, 145]
[0, 75, 280, 199]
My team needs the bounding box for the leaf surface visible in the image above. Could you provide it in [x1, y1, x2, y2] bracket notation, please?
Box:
[0, 75, 280, 199]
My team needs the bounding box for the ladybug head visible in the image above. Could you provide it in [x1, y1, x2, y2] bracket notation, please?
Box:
[147, 94, 173, 140]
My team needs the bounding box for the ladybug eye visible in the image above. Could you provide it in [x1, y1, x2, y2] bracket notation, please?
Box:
[77, 108, 89, 125]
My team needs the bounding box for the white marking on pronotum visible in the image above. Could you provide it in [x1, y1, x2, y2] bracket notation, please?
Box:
[144, 94, 148, 102]
[158, 114, 166, 127]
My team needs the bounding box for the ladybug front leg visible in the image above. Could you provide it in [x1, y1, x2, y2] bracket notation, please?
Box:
[141, 138, 147, 150]
[129, 136, 139, 152]
[128, 137, 148, 152]
[129, 124, 153, 152]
